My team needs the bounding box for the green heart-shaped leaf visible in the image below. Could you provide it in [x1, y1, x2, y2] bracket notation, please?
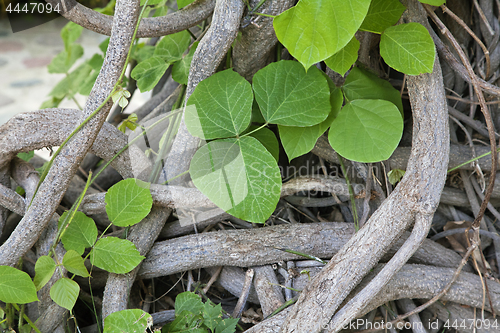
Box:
[34, 256, 56, 291]
[342, 67, 403, 114]
[380, 23, 435, 75]
[131, 56, 170, 92]
[90, 237, 145, 274]
[50, 278, 79, 311]
[63, 250, 90, 278]
[154, 30, 191, 62]
[328, 99, 403, 162]
[190, 137, 281, 223]
[105, 178, 153, 227]
[325, 36, 360, 76]
[48, 44, 84, 74]
[273, 0, 371, 69]
[60, 211, 97, 255]
[253, 61, 330, 126]
[186, 69, 253, 139]
[172, 41, 198, 85]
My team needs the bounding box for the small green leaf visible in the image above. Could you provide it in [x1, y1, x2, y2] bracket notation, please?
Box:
[153, 4, 168, 17]
[418, 0, 445, 5]
[118, 113, 139, 133]
[60, 211, 98, 255]
[90, 237, 145, 274]
[273, 0, 371, 69]
[186, 69, 253, 140]
[79, 70, 100, 96]
[34, 256, 56, 291]
[49, 63, 93, 99]
[40, 96, 63, 109]
[380, 23, 435, 75]
[174, 292, 204, 316]
[177, 0, 195, 8]
[253, 61, 330, 126]
[105, 178, 153, 227]
[190, 137, 281, 223]
[328, 99, 403, 162]
[172, 41, 198, 85]
[99, 38, 110, 54]
[111, 89, 131, 108]
[60, 21, 83, 50]
[359, 0, 406, 34]
[162, 311, 205, 332]
[0, 266, 38, 304]
[48, 44, 84, 74]
[88, 53, 104, 70]
[50, 278, 79, 311]
[16, 186, 25, 196]
[246, 126, 279, 162]
[104, 309, 152, 333]
[215, 318, 239, 333]
[154, 30, 191, 62]
[279, 87, 343, 161]
[63, 250, 90, 278]
[131, 56, 170, 92]
[133, 45, 155, 63]
[324, 36, 360, 76]
[202, 302, 223, 330]
[342, 67, 403, 114]
[17, 151, 34, 162]
[388, 168, 405, 184]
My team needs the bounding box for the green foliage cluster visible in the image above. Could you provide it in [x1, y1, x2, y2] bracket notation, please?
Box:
[0, 175, 153, 330]
[2, 0, 446, 330]
[40, 3, 112, 109]
[162, 292, 238, 333]
[181, 0, 440, 223]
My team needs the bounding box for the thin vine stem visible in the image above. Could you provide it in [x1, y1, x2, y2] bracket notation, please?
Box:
[240, 122, 269, 138]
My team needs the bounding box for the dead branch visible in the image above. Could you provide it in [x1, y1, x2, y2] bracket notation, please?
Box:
[252, 265, 285, 317]
[138, 223, 467, 280]
[0, 183, 24, 216]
